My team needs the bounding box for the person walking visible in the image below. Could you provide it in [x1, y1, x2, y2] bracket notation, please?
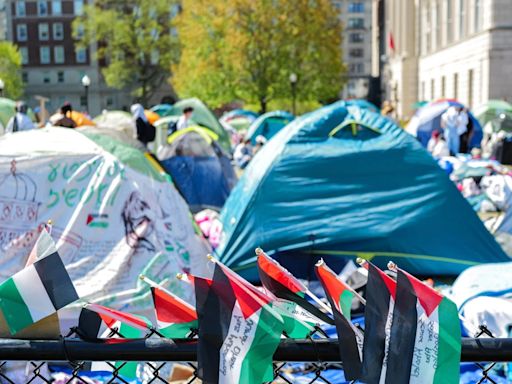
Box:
[5, 101, 35, 133]
[131, 103, 156, 146]
[441, 106, 460, 155]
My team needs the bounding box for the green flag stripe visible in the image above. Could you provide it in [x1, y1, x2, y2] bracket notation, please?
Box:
[160, 320, 198, 338]
[239, 306, 283, 384]
[339, 290, 354, 321]
[0, 278, 34, 334]
[433, 298, 461, 384]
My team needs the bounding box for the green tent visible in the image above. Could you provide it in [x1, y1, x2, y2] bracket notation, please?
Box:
[0, 97, 36, 133]
[216, 101, 509, 280]
[160, 98, 231, 152]
[473, 100, 512, 132]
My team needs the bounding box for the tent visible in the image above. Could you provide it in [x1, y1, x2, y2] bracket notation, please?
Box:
[247, 111, 295, 144]
[0, 97, 36, 134]
[158, 126, 237, 213]
[473, 100, 512, 133]
[406, 100, 483, 148]
[341, 99, 379, 113]
[220, 109, 259, 131]
[158, 98, 231, 152]
[216, 101, 509, 280]
[0, 128, 210, 315]
[150, 103, 173, 117]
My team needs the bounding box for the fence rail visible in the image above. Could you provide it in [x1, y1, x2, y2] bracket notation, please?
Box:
[0, 337, 511, 362]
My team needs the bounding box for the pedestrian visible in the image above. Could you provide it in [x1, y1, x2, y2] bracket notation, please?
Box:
[234, 137, 253, 169]
[5, 101, 35, 133]
[176, 107, 194, 131]
[52, 102, 77, 128]
[427, 130, 449, 158]
[131, 103, 156, 146]
[441, 106, 460, 155]
[458, 108, 472, 153]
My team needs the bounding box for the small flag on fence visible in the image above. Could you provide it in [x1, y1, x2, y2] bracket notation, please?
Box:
[315, 260, 363, 380]
[194, 261, 284, 384]
[0, 228, 79, 335]
[385, 264, 461, 384]
[359, 260, 396, 384]
[256, 248, 334, 325]
[77, 305, 152, 381]
[151, 286, 198, 338]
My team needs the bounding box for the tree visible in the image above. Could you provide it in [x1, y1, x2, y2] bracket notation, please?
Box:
[73, 0, 180, 105]
[0, 42, 23, 99]
[173, 0, 345, 113]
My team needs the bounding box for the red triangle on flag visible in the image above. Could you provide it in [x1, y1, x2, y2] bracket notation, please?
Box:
[401, 269, 443, 317]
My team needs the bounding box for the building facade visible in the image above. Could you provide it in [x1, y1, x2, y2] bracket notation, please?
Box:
[0, 0, 6, 40]
[334, 0, 374, 99]
[383, 0, 512, 120]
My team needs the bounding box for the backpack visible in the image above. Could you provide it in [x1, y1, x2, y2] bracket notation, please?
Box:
[136, 118, 156, 144]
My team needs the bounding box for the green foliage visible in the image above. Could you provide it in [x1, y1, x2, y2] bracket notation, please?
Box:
[173, 0, 346, 112]
[73, 0, 179, 104]
[0, 42, 23, 99]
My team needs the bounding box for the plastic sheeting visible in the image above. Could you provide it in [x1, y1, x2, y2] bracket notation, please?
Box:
[216, 101, 509, 281]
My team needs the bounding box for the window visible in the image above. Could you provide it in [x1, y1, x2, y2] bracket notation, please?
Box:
[38, 0, 48, 16]
[430, 78, 435, 100]
[468, 69, 474, 107]
[441, 76, 446, 97]
[458, 0, 466, 38]
[40, 46, 51, 64]
[57, 71, 64, 83]
[80, 96, 87, 106]
[16, 1, 26, 17]
[106, 97, 114, 107]
[349, 33, 364, 43]
[348, 18, 364, 29]
[52, 0, 62, 15]
[16, 24, 28, 41]
[22, 72, 28, 83]
[348, 2, 364, 13]
[74, 0, 84, 16]
[43, 72, 51, 84]
[53, 23, 64, 40]
[446, 0, 453, 43]
[453, 73, 459, 99]
[19, 47, 29, 64]
[39, 23, 49, 40]
[349, 63, 364, 74]
[349, 48, 364, 58]
[421, 81, 426, 100]
[474, 0, 483, 32]
[75, 23, 84, 38]
[54, 46, 64, 64]
[76, 48, 87, 63]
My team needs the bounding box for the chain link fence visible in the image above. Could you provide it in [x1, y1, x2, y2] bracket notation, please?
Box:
[0, 325, 511, 383]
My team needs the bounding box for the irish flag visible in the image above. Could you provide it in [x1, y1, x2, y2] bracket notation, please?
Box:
[385, 267, 461, 384]
[315, 260, 363, 380]
[257, 249, 334, 325]
[360, 261, 396, 384]
[0, 231, 79, 335]
[195, 262, 284, 384]
[151, 286, 198, 338]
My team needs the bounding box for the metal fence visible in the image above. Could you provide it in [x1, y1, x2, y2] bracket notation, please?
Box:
[0, 327, 511, 384]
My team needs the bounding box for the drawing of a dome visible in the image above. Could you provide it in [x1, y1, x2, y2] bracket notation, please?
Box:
[0, 159, 40, 233]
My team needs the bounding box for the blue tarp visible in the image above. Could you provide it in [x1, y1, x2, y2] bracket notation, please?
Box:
[247, 111, 295, 144]
[216, 101, 509, 280]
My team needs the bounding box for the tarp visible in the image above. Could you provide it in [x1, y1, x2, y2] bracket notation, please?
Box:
[158, 126, 237, 213]
[216, 101, 508, 280]
[0, 128, 210, 315]
[246, 111, 295, 144]
[406, 100, 483, 148]
[161, 98, 231, 152]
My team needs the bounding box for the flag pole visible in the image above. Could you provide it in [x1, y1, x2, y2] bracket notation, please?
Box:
[316, 259, 366, 306]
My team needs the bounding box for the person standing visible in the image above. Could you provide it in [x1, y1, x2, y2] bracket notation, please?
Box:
[458, 108, 471, 153]
[441, 106, 460, 155]
[131, 103, 156, 146]
[5, 101, 35, 133]
[176, 107, 194, 131]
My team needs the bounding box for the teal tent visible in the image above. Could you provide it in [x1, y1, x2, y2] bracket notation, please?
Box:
[246, 111, 294, 144]
[216, 101, 509, 280]
[158, 98, 231, 152]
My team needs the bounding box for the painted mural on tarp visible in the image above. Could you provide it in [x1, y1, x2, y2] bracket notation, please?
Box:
[0, 128, 210, 313]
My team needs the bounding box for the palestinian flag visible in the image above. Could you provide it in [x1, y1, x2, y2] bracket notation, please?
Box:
[195, 262, 284, 384]
[385, 267, 461, 384]
[150, 286, 198, 338]
[360, 261, 396, 384]
[315, 260, 363, 380]
[272, 298, 317, 338]
[77, 305, 152, 382]
[0, 235, 79, 335]
[257, 249, 334, 325]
